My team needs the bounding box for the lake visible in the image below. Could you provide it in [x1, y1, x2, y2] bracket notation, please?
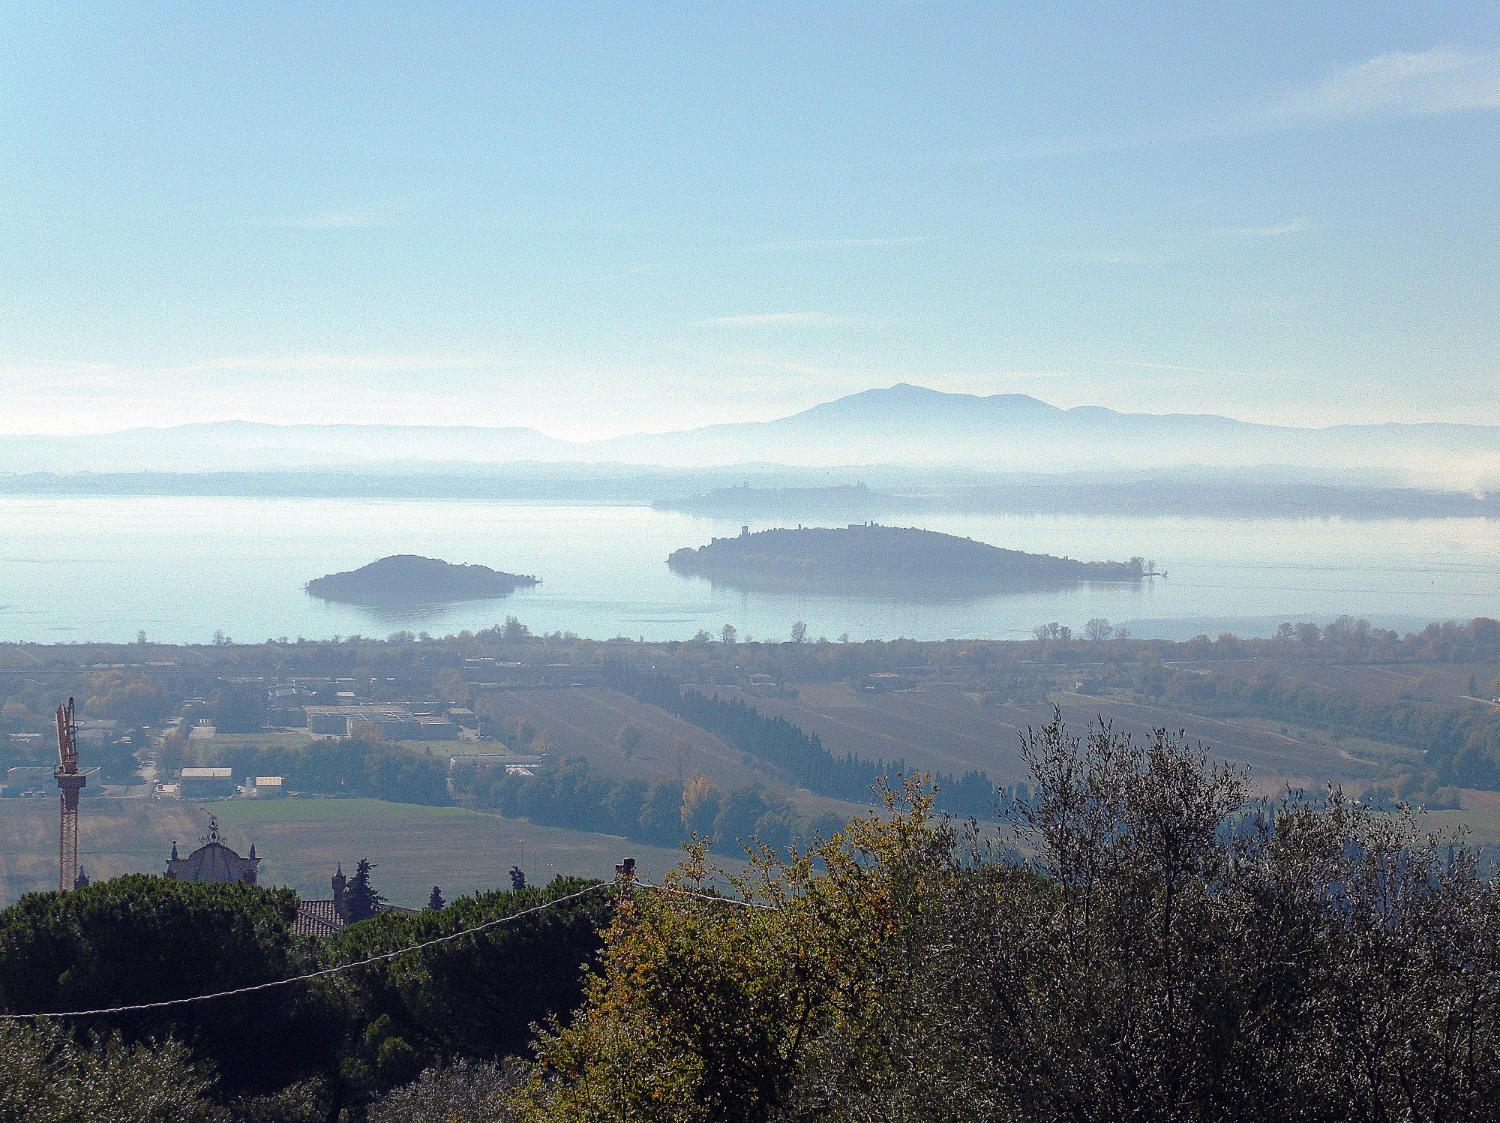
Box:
[1, 495, 1497, 644]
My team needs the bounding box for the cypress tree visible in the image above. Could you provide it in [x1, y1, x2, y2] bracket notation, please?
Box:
[345, 858, 383, 923]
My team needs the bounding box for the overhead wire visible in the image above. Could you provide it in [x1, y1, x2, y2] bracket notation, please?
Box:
[634, 880, 779, 911]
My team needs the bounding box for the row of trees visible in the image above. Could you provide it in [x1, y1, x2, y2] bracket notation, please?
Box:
[603, 662, 1008, 817]
[452, 756, 844, 854]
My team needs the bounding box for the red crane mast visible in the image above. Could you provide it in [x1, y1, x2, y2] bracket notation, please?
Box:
[54, 697, 86, 892]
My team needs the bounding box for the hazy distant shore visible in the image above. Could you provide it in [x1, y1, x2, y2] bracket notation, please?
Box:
[1, 470, 1493, 519]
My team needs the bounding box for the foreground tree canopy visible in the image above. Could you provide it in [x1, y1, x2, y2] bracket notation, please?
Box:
[0, 876, 608, 1120]
[0, 714, 1494, 1121]
[515, 715, 1499, 1123]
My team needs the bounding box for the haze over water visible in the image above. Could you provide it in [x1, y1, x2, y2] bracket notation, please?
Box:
[2, 495, 1495, 645]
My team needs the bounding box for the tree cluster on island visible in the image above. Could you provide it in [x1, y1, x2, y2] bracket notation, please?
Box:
[667, 524, 1148, 596]
[305, 555, 538, 606]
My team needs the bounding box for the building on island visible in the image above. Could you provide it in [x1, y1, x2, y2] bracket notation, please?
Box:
[165, 815, 261, 885]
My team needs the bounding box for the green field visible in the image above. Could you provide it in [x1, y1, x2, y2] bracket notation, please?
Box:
[0, 796, 690, 908]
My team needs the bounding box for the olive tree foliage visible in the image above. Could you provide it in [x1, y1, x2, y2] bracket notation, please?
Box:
[367, 1058, 525, 1123]
[511, 712, 1500, 1123]
[0, 1022, 226, 1123]
[511, 776, 959, 1123]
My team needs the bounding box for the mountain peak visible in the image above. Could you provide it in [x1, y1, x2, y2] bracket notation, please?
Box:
[805, 383, 1055, 415]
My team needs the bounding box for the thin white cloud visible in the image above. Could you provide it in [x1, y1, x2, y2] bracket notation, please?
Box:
[701, 312, 839, 327]
[747, 236, 929, 250]
[191, 352, 498, 374]
[1276, 48, 1500, 123]
[1208, 217, 1308, 239]
[0, 352, 507, 394]
[972, 47, 1500, 161]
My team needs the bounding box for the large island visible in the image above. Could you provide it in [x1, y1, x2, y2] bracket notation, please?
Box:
[305, 554, 538, 605]
[667, 524, 1147, 597]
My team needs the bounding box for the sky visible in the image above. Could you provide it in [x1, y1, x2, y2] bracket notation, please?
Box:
[1, 3, 1497, 439]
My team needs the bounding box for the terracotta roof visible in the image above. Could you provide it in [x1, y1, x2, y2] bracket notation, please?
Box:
[294, 898, 417, 938]
[295, 899, 344, 937]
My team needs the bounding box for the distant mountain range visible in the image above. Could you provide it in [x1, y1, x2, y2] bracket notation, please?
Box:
[4, 384, 1497, 482]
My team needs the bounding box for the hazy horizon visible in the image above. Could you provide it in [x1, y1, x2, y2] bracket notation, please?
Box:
[7, 381, 1500, 442]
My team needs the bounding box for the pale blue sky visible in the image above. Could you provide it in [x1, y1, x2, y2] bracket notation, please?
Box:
[1, 3, 1497, 437]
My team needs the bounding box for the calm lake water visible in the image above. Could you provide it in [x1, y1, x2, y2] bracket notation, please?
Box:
[1, 495, 1497, 644]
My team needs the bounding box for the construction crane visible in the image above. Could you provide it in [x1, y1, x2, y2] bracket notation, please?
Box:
[54, 697, 86, 892]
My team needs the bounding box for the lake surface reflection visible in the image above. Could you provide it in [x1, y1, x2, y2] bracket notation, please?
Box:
[1, 496, 1497, 644]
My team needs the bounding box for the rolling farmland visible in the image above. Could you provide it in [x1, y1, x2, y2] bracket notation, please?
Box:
[472, 686, 764, 786]
[0, 795, 688, 907]
[471, 686, 872, 820]
[707, 683, 1040, 782]
[706, 680, 1430, 798]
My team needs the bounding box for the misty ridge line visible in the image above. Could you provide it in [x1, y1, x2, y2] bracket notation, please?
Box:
[1, 383, 1497, 488]
[6, 383, 1500, 441]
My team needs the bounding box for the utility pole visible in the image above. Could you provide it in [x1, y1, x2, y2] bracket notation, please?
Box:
[54, 697, 86, 892]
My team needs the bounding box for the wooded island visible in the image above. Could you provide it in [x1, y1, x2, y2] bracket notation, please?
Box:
[305, 554, 538, 605]
[667, 524, 1147, 596]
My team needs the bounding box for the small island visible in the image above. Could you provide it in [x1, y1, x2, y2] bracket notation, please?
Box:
[667, 524, 1148, 597]
[305, 555, 538, 605]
